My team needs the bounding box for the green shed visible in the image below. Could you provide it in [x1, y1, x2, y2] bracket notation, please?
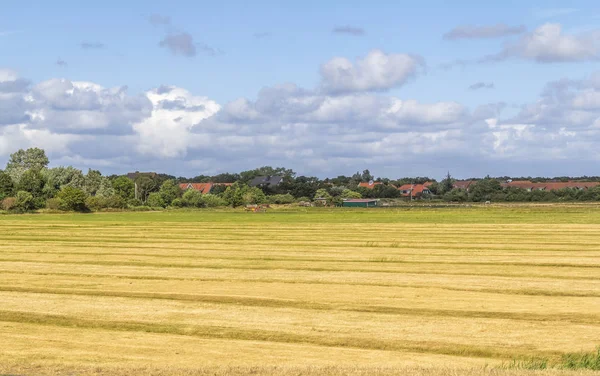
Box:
[342, 199, 379, 207]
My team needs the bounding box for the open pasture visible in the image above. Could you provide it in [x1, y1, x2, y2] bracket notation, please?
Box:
[0, 206, 599, 375]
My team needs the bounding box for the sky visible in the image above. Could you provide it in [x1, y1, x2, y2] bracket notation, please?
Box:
[1, 0, 600, 179]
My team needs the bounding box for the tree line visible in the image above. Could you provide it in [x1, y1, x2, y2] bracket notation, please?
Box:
[2, 148, 600, 213]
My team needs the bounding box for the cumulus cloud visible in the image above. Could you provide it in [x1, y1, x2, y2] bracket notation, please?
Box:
[469, 82, 495, 90]
[332, 26, 365, 36]
[444, 24, 526, 40]
[484, 23, 600, 63]
[320, 50, 423, 94]
[2, 63, 600, 178]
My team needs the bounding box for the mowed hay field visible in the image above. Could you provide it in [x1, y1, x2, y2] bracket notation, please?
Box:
[1, 206, 600, 375]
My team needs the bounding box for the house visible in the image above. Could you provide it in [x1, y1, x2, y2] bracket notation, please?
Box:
[342, 199, 379, 207]
[179, 182, 233, 194]
[398, 183, 432, 198]
[358, 181, 383, 189]
[453, 180, 476, 191]
[127, 171, 157, 180]
[249, 175, 284, 188]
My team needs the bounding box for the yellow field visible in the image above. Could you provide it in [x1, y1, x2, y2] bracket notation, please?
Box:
[0, 207, 599, 375]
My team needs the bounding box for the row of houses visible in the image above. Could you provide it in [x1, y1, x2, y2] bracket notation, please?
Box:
[358, 181, 433, 198]
[453, 180, 600, 192]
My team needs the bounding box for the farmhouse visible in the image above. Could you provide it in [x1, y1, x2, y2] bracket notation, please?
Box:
[342, 199, 379, 207]
[398, 182, 432, 198]
[453, 180, 476, 191]
[179, 182, 233, 194]
[250, 175, 284, 188]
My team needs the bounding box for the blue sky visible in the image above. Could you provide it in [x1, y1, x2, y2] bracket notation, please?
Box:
[1, 0, 600, 178]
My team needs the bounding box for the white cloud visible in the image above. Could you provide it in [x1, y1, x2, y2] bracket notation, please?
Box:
[320, 50, 423, 94]
[486, 23, 600, 63]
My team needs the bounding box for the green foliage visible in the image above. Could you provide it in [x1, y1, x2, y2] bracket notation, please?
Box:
[15, 191, 35, 212]
[147, 192, 166, 208]
[314, 188, 332, 201]
[468, 178, 502, 202]
[170, 198, 184, 208]
[96, 177, 115, 197]
[340, 189, 362, 199]
[85, 195, 127, 211]
[158, 180, 182, 206]
[135, 176, 158, 202]
[84, 169, 103, 196]
[46, 198, 62, 210]
[5, 147, 49, 183]
[17, 169, 46, 199]
[127, 198, 143, 207]
[439, 172, 454, 194]
[182, 189, 204, 207]
[57, 186, 88, 212]
[42, 166, 85, 198]
[0, 171, 15, 199]
[202, 194, 226, 207]
[209, 184, 229, 195]
[222, 182, 266, 207]
[443, 188, 468, 202]
[268, 193, 295, 204]
[112, 176, 135, 200]
[561, 348, 600, 370]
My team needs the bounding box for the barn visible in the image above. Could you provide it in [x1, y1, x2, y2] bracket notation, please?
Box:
[342, 199, 379, 208]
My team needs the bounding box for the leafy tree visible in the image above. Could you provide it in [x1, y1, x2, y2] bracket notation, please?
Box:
[210, 184, 229, 195]
[15, 191, 35, 212]
[158, 180, 182, 206]
[134, 176, 158, 202]
[17, 170, 46, 199]
[468, 178, 502, 202]
[314, 188, 332, 201]
[57, 186, 88, 212]
[5, 148, 49, 183]
[202, 194, 226, 207]
[268, 194, 295, 204]
[182, 189, 204, 207]
[222, 182, 266, 207]
[112, 176, 135, 199]
[0, 171, 14, 200]
[239, 166, 295, 183]
[440, 172, 454, 194]
[147, 192, 166, 208]
[96, 177, 115, 197]
[340, 189, 362, 199]
[361, 169, 374, 182]
[210, 173, 239, 183]
[43, 166, 85, 198]
[84, 169, 103, 196]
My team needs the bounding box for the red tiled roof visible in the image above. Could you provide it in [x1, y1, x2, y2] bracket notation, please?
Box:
[398, 184, 430, 197]
[358, 182, 383, 189]
[453, 180, 476, 190]
[179, 183, 213, 194]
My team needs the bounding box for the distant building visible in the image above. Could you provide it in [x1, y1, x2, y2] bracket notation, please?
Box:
[249, 176, 284, 188]
[342, 199, 379, 207]
[179, 182, 233, 194]
[398, 183, 432, 198]
[452, 180, 476, 191]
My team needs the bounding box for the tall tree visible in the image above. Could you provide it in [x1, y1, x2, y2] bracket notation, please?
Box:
[440, 171, 454, 194]
[84, 169, 103, 196]
[5, 148, 49, 183]
[0, 171, 15, 199]
[112, 176, 135, 200]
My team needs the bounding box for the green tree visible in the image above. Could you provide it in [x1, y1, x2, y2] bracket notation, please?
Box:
[135, 176, 158, 202]
[222, 182, 266, 207]
[5, 148, 49, 183]
[96, 177, 115, 197]
[14, 191, 35, 212]
[361, 169, 374, 182]
[158, 180, 182, 206]
[112, 176, 135, 199]
[468, 178, 502, 202]
[0, 171, 14, 200]
[182, 189, 204, 207]
[340, 189, 362, 199]
[440, 172, 454, 194]
[57, 186, 88, 212]
[17, 169, 46, 199]
[84, 169, 103, 196]
[147, 192, 166, 208]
